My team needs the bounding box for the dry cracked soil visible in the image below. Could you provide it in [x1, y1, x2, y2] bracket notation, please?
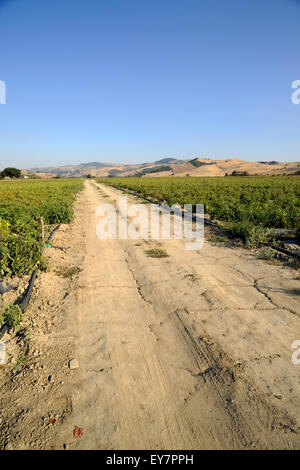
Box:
[0, 180, 299, 450]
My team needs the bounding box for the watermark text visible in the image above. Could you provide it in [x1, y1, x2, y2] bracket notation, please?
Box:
[291, 80, 300, 104]
[0, 80, 6, 104]
[96, 197, 204, 250]
[292, 340, 300, 365]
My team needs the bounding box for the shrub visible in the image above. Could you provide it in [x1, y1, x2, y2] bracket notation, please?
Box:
[0, 304, 23, 332]
[224, 222, 276, 248]
[262, 247, 276, 261]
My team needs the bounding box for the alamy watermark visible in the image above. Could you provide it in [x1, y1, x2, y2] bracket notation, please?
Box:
[0, 342, 6, 365]
[0, 80, 6, 104]
[292, 340, 300, 365]
[291, 80, 300, 104]
[96, 196, 204, 250]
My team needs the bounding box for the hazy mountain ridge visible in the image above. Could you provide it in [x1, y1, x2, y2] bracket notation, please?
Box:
[24, 157, 300, 178]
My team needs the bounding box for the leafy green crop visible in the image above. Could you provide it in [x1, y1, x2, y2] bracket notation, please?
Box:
[0, 178, 83, 277]
[0, 304, 23, 332]
[99, 176, 300, 230]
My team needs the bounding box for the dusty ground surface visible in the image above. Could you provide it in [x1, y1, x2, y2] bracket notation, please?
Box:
[0, 180, 299, 450]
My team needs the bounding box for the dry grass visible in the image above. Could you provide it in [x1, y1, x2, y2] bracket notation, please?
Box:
[145, 248, 169, 258]
[54, 265, 83, 279]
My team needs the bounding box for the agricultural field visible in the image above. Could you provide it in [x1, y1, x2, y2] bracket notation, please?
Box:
[0, 179, 83, 278]
[99, 176, 300, 246]
[0, 178, 299, 451]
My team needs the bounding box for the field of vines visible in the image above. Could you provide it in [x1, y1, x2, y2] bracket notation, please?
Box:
[0, 179, 83, 277]
[100, 176, 300, 242]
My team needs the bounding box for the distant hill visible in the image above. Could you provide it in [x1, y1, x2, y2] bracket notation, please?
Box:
[79, 162, 112, 168]
[154, 158, 181, 164]
[23, 158, 300, 179]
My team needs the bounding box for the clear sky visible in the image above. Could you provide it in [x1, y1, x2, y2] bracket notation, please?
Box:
[0, 0, 299, 168]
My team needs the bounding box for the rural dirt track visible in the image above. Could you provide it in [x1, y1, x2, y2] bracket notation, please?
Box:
[1, 180, 299, 450]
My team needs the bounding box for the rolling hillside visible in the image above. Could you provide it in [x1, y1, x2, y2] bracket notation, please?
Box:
[23, 157, 300, 178]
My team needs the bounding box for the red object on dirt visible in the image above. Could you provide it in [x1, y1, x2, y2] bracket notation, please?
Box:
[74, 427, 83, 438]
[48, 418, 55, 424]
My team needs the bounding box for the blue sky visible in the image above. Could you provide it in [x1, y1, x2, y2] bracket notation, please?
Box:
[0, 0, 299, 168]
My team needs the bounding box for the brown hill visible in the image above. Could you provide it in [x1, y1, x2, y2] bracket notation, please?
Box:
[25, 158, 300, 178]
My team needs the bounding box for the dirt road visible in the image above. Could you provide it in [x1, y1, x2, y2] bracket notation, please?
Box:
[1, 180, 299, 450]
